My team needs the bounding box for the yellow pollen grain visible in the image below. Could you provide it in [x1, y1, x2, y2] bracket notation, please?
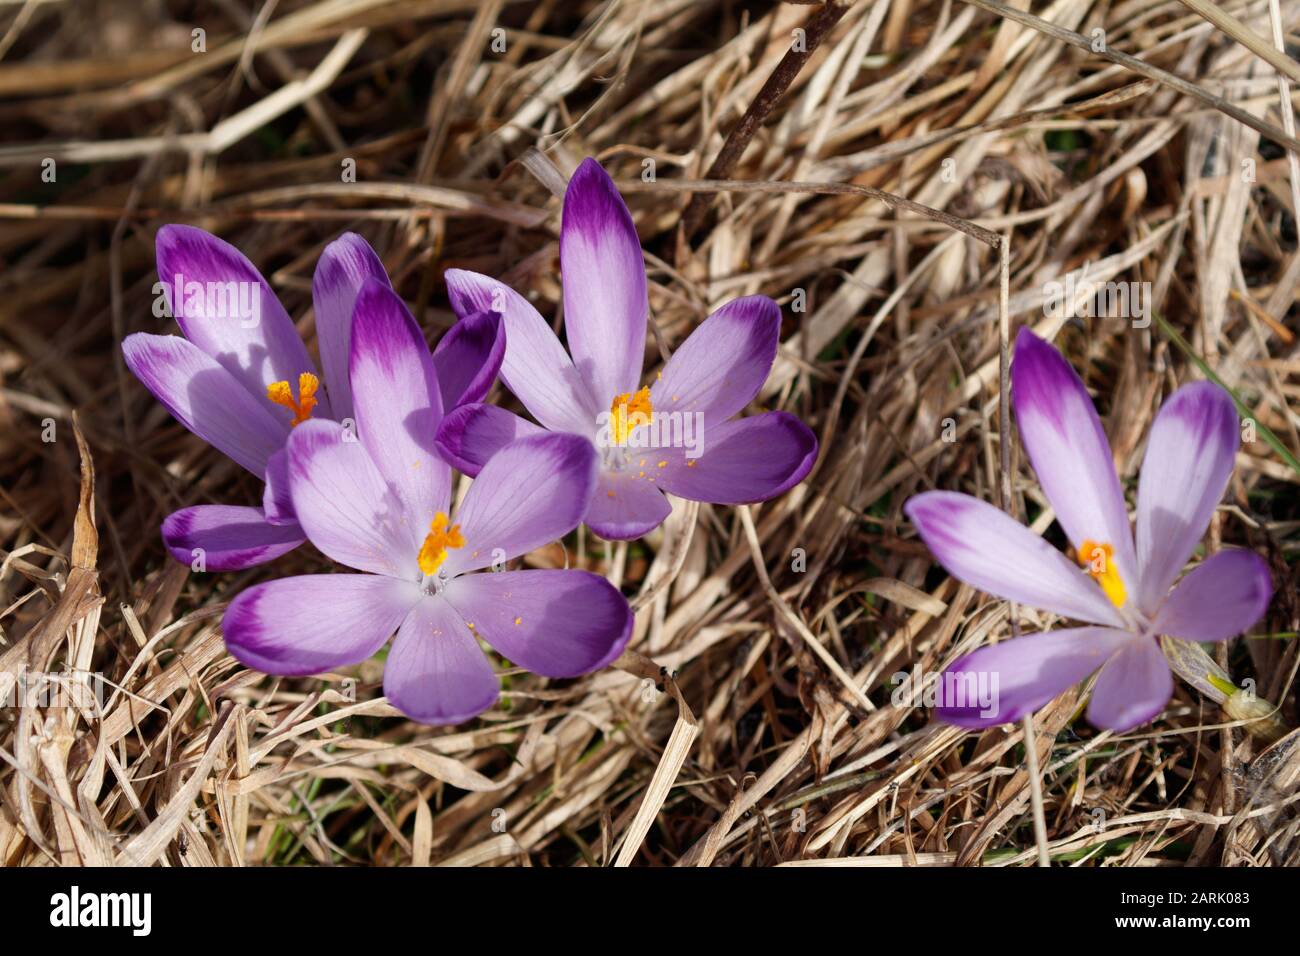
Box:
[417, 511, 465, 575]
[657, 460, 667, 468]
[514, 617, 522, 626]
[1077, 539, 1127, 608]
[266, 371, 319, 426]
[609, 386, 653, 445]
[687, 460, 697, 468]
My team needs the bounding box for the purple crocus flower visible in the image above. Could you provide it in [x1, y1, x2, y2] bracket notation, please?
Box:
[434, 158, 819, 540]
[221, 280, 631, 724]
[121, 225, 504, 570]
[905, 328, 1272, 733]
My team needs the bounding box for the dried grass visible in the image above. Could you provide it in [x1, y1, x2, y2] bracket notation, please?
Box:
[1, 0, 1299, 867]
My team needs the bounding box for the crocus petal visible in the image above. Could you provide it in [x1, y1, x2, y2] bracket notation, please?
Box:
[584, 469, 672, 540]
[434, 402, 545, 477]
[349, 279, 451, 529]
[383, 596, 499, 724]
[905, 491, 1126, 627]
[443, 569, 633, 677]
[445, 269, 596, 434]
[1153, 549, 1272, 642]
[655, 411, 817, 504]
[433, 309, 506, 409]
[162, 505, 304, 571]
[1085, 636, 1174, 732]
[313, 232, 390, 422]
[1011, 328, 1136, 592]
[155, 225, 327, 418]
[443, 433, 596, 575]
[261, 448, 296, 525]
[935, 626, 1133, 728]
[649, 296, 780, 427]
[286, 419, 423, 578]
[224, 573, 419, 675]
[559, 158, 647, 405]
[122, 332, 286, 475]
[1134, 381, 1239, 614]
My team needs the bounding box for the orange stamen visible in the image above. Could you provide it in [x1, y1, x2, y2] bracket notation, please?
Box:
[609, 386, 653, 445]
[1077, 539, 1127, 608]
[418, 512, 466, 576]
[267, 372, 319, 426]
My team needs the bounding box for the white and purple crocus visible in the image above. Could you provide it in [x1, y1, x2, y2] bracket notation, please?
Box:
[221, 279, 632, 723]
[906, 328, 1272, 733]
[435, 158, 819, 539]
[122, 225, 504, 570]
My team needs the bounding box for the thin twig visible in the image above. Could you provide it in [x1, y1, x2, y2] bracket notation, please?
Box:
[995, 231, 1050, 868]
[959, 0, 1300, 155]
[1175, 0, 1300, 84]
[679, 1, 849, 238]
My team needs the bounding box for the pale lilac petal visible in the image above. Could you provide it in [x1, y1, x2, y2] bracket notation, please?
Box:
[442, 433, 596, 575]
[649, 296, 780, 427]
[655, 411, 817, 504]
[434, 403, 545, 477]
[383, 596, 499, 724]
[1134, 381, 1239, 614]
[286, 419, 424, 578]
[349, 279, 452, 530]
[313, 232, 390, 422]
[433, 309, 506, 409]
[935, 627, 1133, 727]
[261, 447, 296, 525]
[1153, 550, 1272, 642]
[584, 469, 671, 540]
[560, 158, 647, 406]
[122, 332, 286, 475]
[1012, 328, 1136, 596]
[162, 505, 304, 570]
[445, 269, 596, 434]
[224, 573, 419, 675]
[905, 491, 1126, 627]
[1086, 636, 1174, 732]
[155, 225, 327, 418]
[443, 570, 632, 677]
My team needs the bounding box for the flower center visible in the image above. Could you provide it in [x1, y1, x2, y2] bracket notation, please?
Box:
[418, 512, 465, 576]
[267, 372, 319, 426]
[1078, 539, 1127, 608]
[609, 387, 653, 445]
